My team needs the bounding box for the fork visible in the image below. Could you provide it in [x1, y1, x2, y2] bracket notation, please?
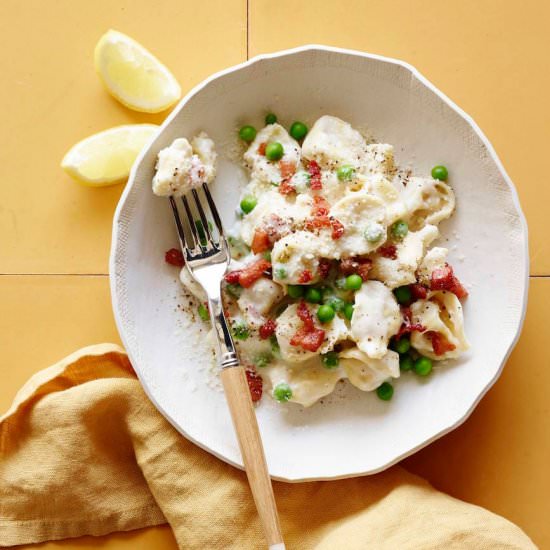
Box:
[169, 184, 285, 550]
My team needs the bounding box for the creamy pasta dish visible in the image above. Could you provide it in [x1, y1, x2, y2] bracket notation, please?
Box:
[155, 114, 469, 407]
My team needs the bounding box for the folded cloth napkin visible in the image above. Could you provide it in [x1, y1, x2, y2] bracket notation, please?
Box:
[0, 344, 536, 549]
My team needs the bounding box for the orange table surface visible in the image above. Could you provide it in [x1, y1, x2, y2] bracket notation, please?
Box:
[1, 1, 549, 548]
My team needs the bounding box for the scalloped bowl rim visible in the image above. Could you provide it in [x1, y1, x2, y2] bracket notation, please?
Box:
[110, 45, 529, 482]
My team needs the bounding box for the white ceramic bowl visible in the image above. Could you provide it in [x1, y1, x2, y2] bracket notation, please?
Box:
[110, 46, 528, 482]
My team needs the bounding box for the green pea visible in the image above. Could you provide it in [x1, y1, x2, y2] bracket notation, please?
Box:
[414, 356, 433, 376]
[321, 351, 339, 369]
[240, 195, 257, 214]
[431, 165, 448, 181]
[391, 336, 411, 355]
[232, 321, 250, 341]
[273, 383, 292, 402]
[345, 274, 363, 291]
[364, 223, 385, 243]
[289, 121, 308, 141]
[305, 287, 322, 304]
[197, 303, 210, 321]
[391, 220, 408, 240]
[393, 285, 412, 305]
[275, 267, 287, 279]
[343, 302, 354, 321]
[324, 295, 345, 312]
[265, 113, 277, 125]
[399, 354, 414, 371]
[376, 382, 394, 401]
[265, 141, 284, 161]
[317, 304, 336, 323]
[255, 352, 272, 368]
[239, 125, 257, 142]
[262, 250, 272, 262]
[225, 283, 242, 299]
[337, 165, 355, 181]
[287, 285, 304, 299]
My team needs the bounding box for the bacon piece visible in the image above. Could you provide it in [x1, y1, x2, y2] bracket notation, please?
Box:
[430, 263, 468, 299]
[378, 245, 398, 260]
[305, 196, 345, 236]
[340, 257, 373, 281]
[165, 248, 185, 267]
[304, 195, 343, 239]
[258, 142, 267, 156]
[259, 319, 277, 339]
[245, 369, 263, 402]
[237, 259, 271, 288]
[318, 259, 332, 279]
[298, 270, 313, 284]
[279, 160, 296, 180]
[290, 301, 325, 352]
[426, 331, 456, 356]
[330, 219, 345, 240]
[304, 216, 330, 231]
[277, 160, 297, 195]
[224, 270, 241, 284]
[279, 180, 295, 195]
[312, 195, 330, 217]
[307, 160, 322, 190]
[290, 327, 326, 352]
[251, 229, 270, 254]
[395, 306, 426, 340]
[410, 283, 428, 301]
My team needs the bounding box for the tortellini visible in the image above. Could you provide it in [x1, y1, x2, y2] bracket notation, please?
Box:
[351, 281, 402, 359]
[328, 194, 388, 257]
[263, 361, 343, 407]
[401, 177, 455, 230]
[237, 278, 284, 327]
[302, 115, 367, 169]
[369, 224, 439, 288]
[410, 291, 469, 360]
[361, 174, 403, 223]
[340, 348, 400, 391]
[152, 133, 216, 197]
[271, 231, 328, 284]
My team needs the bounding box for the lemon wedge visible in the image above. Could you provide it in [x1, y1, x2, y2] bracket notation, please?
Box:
[94, 29, 181, 113]
[61, 124, 159, 186]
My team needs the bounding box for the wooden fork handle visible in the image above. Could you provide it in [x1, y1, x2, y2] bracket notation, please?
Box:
[221, 366, 285, 549]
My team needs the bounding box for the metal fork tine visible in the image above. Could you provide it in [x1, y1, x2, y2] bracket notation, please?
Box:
[202, 182, 224, 237]
[181, 195, 200, 251]
[191, 188, 215, 247]
[169, 197, 189, 252]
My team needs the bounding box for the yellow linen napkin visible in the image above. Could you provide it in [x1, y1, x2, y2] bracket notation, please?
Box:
[0, 344, 536, 549]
